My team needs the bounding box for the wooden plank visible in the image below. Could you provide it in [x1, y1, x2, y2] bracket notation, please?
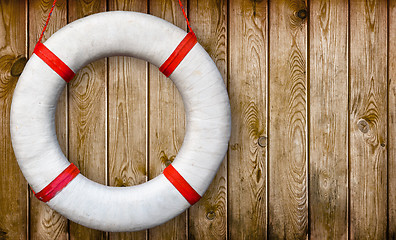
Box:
[188, 0, 227, 239]
[28, 0, 69, 239]
[0, 1, 28, 239]
[148, 0, 187, 239]
[228, 0, 267, 239]
[308, 0, 348, 239]
[68, 0, 107, 239]
[268, 0, 308, 239]
[349, 0, 387, 239]
[389, 0, 396, 238]
[107, 0, 147, 240]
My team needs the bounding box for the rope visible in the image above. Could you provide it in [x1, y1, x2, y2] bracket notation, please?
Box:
[37, 0, 193, 43]
[178, 0, 193, 33]
[37, 0, 57, 43]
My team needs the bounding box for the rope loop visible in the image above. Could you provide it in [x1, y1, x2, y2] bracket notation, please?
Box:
[37, 0, 194, 45]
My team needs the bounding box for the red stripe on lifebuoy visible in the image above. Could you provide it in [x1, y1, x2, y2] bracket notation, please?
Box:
[34, 163, 80, 202]
[159, 32, 197, 77]
[33, 42, 75, 82]
[163, 164, 201, 205]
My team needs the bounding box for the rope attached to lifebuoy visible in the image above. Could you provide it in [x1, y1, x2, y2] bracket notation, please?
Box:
[37, 0, 57, 43]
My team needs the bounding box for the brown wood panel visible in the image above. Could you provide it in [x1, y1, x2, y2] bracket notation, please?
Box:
[28, 0, 69, 239]
[148, 0, 187, 239]
[188, 0, 227, 239]
[349, 0, 387, 239]
[0, 1, 28, 239]
[389, 0, 396, 238]
[308, 0, 348, 239]
[268, 0, 308, 239]
[107, 1, 148, 240]
[228, 0, 267, 239]
[68, 0, 107, 239]
[3, 0, 396, 238]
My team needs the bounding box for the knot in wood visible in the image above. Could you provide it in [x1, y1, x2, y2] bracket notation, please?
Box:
[258, 136, 267, 147]
[206, 210, 216, 220]
[0, 229, 6, 238]
[295, 9, 307, 19]
[357, 119, 370, 133]
[160, 151, 175, 167]
[11, 56, 27, 77]
[381, 142, 386, 148]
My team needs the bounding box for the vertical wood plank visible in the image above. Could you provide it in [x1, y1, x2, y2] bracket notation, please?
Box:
[228, 0, 267, 239]
[148, 0, 187, 239]
[28, 0, 69, 239]
[349, 0, 387, 239]
[268, 0, 308, 239]
[188, 0, 227, 239]
[0, 1, 27, 239]
[389, 0, 396, 238]
[107, 0, 147, 240]
[68, 0, 107, 239]
[308, 0, 348, 239]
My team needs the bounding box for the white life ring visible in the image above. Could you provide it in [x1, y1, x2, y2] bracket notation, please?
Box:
[10, 11, 230, 232]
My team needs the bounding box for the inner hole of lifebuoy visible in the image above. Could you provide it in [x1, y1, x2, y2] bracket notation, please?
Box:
[54, 57, 186, 187]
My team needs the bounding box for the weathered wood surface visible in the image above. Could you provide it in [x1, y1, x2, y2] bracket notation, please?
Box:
[188, 0, 227, 239]
[228, 0, 267, 239]
[268, 0, 308, 239]
[148, 0, 188, 239]
[1, 0, 396, 239]
[309, 0, 348, 239]
[389, 0, 396, 238]
[107, 1, 148, 240]
[68, 0, 107, 239]
[0, 1, 27, 240]
[28, 0, 69, 239]
[349, 0, 388, 239]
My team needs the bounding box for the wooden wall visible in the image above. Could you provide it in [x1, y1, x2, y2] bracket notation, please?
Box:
[0, 0, 394, 239]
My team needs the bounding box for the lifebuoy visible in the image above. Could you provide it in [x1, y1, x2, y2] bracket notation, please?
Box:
[10, 12, 230, 232]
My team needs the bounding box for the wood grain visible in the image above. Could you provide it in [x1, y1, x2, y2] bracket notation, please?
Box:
[148, 0, 187, 239]
[0, 1, 27, 239]
[3, 0, 396, 238]
[389, 0, 396, 238]
[28, 0, 68, 239]
[107, 0, 147, 240]
[349, 0, 387, 239]
[228, 0, 267, 239]
[268, 0, 308, 239]
[188, 0, 227, 239]
[68, 0, 107, 239]
[308, 0, 348, 239]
